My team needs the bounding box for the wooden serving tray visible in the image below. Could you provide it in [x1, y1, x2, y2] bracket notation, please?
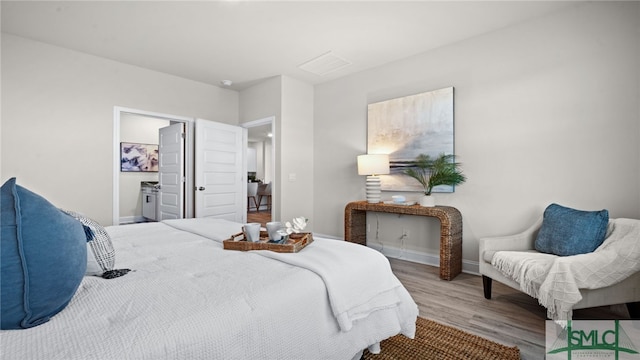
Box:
[223, 231, 313, 253]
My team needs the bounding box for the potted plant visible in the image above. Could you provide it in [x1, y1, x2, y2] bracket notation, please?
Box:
[403, 153, 466, 206]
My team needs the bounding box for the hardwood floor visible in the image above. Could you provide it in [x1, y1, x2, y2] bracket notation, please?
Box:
[247, 210, 271, 227]
[388, 258, 631, 360]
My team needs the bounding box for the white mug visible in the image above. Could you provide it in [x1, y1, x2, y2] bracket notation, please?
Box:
[243, 223, 261, 242]
[266, 221, 283, 241]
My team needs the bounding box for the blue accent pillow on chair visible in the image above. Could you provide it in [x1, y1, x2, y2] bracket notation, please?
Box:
[535, 203, 609, 256]
[1, 178, 87, 329]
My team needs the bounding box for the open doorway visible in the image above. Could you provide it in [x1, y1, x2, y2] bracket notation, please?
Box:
[113, 106, 194, 225]
[243, 116, 275, 227]
[114, 107, 267, 226]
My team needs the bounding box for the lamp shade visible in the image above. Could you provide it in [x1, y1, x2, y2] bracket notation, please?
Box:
[357, 154, 390, 176]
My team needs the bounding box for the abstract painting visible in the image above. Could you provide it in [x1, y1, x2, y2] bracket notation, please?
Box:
[367, 87, 454, 192]
[120, 142, 159, 172]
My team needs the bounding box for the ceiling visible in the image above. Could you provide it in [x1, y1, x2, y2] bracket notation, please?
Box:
[1, 1, 578, 91]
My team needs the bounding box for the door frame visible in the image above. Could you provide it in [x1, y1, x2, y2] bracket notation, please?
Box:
[113, 106, 194, 225]
[241, 116, 276, 220]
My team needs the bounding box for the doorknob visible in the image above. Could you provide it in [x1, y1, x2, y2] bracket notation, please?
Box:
[198, 186, 205, 191]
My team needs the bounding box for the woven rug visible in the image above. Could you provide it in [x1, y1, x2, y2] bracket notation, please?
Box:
[362, 317, 520, 360]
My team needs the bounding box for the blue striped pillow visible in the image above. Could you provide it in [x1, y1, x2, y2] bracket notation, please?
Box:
[62, 210, 115, 276]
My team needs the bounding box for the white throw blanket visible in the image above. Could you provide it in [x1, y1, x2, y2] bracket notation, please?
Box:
[163, 217, 243, 242]
[163, 218, 408, 332]
[491, 218, 640, 320]
[254, 239, 404, 332]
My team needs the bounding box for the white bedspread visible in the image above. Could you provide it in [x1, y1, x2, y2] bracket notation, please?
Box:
[164, 218, 405, 332]
[491, 218, 640, 320]
[0, 219, 418, 360]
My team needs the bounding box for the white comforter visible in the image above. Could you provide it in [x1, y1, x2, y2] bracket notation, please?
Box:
[491, 218, 640, 320]
[0, 218, 418, 360]
[165, 218, 406, 333]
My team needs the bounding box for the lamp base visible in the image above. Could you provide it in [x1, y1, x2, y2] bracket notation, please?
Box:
[365, 175, 382, 203]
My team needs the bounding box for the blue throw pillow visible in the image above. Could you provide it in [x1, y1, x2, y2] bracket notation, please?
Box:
[1, 178, 87, 329]
[535, 203, 609, 256]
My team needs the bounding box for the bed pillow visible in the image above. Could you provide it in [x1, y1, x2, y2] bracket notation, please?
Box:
[62, 210, 115, 276]
[1, 178, 87, 329]
[535, 203, 609, 256]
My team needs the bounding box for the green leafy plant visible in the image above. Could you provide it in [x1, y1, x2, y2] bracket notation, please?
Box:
[403, 153, 466, 195]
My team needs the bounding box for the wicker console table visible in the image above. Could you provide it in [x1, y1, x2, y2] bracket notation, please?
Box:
[344, 201, 463, 280]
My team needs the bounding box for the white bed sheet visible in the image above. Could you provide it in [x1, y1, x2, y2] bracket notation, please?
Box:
[0, 219, 417, 360]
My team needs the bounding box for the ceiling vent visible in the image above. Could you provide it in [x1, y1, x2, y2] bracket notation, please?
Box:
[298, 51, 352, 76]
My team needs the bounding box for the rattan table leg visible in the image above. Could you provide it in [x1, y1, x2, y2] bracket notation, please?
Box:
[344, 201, 462, 280]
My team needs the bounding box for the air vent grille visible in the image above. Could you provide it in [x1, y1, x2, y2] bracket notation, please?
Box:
[298, 51, 352, 76]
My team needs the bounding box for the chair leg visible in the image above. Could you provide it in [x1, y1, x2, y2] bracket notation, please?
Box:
[627, 302, 640, 319]
[482, 275, 492, 300]
[257, 195, 272, 212]
[248, 197, 258, 212]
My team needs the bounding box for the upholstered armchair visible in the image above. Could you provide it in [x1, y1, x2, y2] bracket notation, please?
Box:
[479, 209, 640, 320]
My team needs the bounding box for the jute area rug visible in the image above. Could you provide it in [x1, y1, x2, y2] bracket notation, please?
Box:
[362, 317, 520, 360]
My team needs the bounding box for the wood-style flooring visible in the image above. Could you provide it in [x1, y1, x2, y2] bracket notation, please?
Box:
[247, 210, 271, 227]
[388, 258, 632, 360]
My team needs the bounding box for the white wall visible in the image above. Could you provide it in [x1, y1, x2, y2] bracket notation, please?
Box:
[313, 2, 640, 270]
[248, 139, 273, 183]
[240, 76, 282, 220]
[247, 145, 258, 173]
[280, 76, 314, 228]
[239, 76, 315, 228]
[264, 139, 273, 185]
[1, 34, 239, 225]
[239, 76, 282, 123]
[2, 3, 637, 261]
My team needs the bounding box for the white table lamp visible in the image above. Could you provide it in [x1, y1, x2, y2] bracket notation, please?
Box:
[357, 154, 390, 203]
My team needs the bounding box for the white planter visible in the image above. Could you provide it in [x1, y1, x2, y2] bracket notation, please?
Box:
[419, 195, 435, 207]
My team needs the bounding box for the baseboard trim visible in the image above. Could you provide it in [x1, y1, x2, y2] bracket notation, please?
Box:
[314, 233, 480, 276]
[368, 243, 480, 275]
[119, 215, 148, 225]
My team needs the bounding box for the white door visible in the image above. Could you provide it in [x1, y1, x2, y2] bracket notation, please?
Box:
[158, 123, 185, 220]
[195, 119, 247, 222]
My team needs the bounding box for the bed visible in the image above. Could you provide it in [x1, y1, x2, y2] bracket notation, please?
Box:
[1, 217, 418, 360]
